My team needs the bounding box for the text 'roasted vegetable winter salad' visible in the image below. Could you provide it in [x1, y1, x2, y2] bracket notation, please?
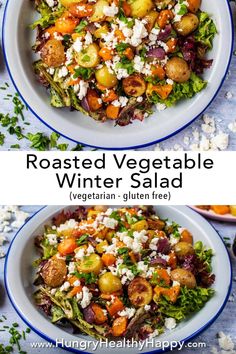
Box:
[33, 206, 215, 340]
[31, 0, 216, 125]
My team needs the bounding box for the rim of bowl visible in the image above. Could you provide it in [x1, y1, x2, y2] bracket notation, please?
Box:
[1, 0, 234, 150]
[4, 205, 233, 354]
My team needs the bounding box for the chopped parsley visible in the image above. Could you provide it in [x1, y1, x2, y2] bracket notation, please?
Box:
[0, 132, 5, 145]
[73, 271, 98, 284]
[76, 234, 89, 246]
[75, 20, 88, 33]
[74, 67, 94, 80]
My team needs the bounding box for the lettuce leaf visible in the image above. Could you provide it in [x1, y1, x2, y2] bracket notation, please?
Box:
[194, 11, 217, 49]
[150, 72, 207, 107]
[157, 286, 215, 321]
[31, 0, 64, 29]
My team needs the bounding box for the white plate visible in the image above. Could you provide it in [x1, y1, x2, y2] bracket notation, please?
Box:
[5, 206, 232, 354]
[190, 206, 236, 223]
[2, 1, 234, 149]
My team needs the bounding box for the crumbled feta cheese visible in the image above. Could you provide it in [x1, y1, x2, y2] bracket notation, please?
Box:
[137, 96, 143, 103]
[60, 281, 71, 292]
[211, 132, 229, 150]
[103, 3, 118, 17]
[102, 217, 118, 229]
[57, 219, 78, 232]
[228, 120, 236, 133]
[73, 280, 81, 287]
[58, 66, 68, 78]
[156, 103, 166, 111]
[86, 244, 95, 255]
[77, 80, 89, 100]
[165, 317, 177, 330]
[130, 19, 148, 47]
[73, 38, 83, 53]
[54, 32, 64, 41]
[149, 237, 159, 250]
[80, 287, 93, 308]
[144, 304, 151, 311]
[75, 247, 86, 259]
[218, 332, 235, 351]
[68, 262, 76, 274]
[0, 250, 5, 258]
[47, 234, 58, 246]
[47, 67, 55, 75]
[137, 261, 148, 275]
[118, 307, 136, 319]
[45, 0, 55, 7]
[51, 288, 57, 295]
[85, 31, 93, 46]
[225, 91, 233, 99]
[11, 210, 29, 228]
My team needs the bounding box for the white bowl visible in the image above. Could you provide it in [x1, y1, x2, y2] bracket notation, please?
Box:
[5, 206, 232, 354]
[2, 1, 234, 149]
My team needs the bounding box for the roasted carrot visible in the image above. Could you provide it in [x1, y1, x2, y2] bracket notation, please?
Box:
[102, 253, 117, 267]
[151, 64, 165, 80]
[69, 3, 94, 17]
[44, 26, 58, 39]
[180, 229, 193, 244]
[152, 84, 173, 100]
[114, 29, 125, 41]
[99, 47, 114, 61]
[166, 38, 178, 53]
[154, 269, 171, 286]
[124, 47, 134, 60]
[167, 251, 177, 269]
[91, 303, 108, 324]
[106, 104, 120, 119]
[162, 285, 180, 303]
[122, 2, 132, 16]
[58, 238, 78, 255]
[68, 285, 83, 297]
[112, 317, 128, 337]
[157, 10, 174, 29]
[102, 90, 118, 103]
[87, 89, 103, 111]
[210, 205, 230, 215]
[55, 12, 78, 34]
[106, 297, 124, 316]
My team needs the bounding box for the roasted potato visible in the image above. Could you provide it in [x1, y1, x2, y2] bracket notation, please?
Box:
[187, 0, 201, 13]
[98, 272, 122, 293]
[41, 256, 67, 287]
[180, 229, 193, 244]
[40, 39, 65, 67]
[144, 10, 159, 32]
[174, 13, 199, 36]
[123, 74, 146, 97]
[230, 205, 236, 216]
[95, 66, 118, 88]
[165, 57, 191, 83]
[131, 220, 149, 231]
[171, 269, 197, 289]
[129, 0, 154, 18]
[128, 277, 153, 307]
[94, 24, 109, 39]
[174, 241, 195, 260]
[96, 240, 108, 254]
[76, 43, 100, 68]
[78, 254, 103, 274]
[94, 205, 108, 212]
[155, 0, 174, 7]
[90, 0, 109, 22]
[61, 0, 83, 7]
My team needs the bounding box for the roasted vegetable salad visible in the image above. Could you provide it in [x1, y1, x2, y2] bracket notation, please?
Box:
[33, 206, 215, 340]
[31, 0, 216, 125]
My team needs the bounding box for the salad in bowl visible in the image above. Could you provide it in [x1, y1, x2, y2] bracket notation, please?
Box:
[33, 206, 215, 340]
[31, 0, 216, 126]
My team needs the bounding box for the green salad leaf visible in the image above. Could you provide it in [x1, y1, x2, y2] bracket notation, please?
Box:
[194, 11, 217, 49]
[41, 237, 57, 259]
[157, 286, 215, 321]
[30, 2, 64, 30]
[51, 305, 65, 323]
[194, 241, 214, 272]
